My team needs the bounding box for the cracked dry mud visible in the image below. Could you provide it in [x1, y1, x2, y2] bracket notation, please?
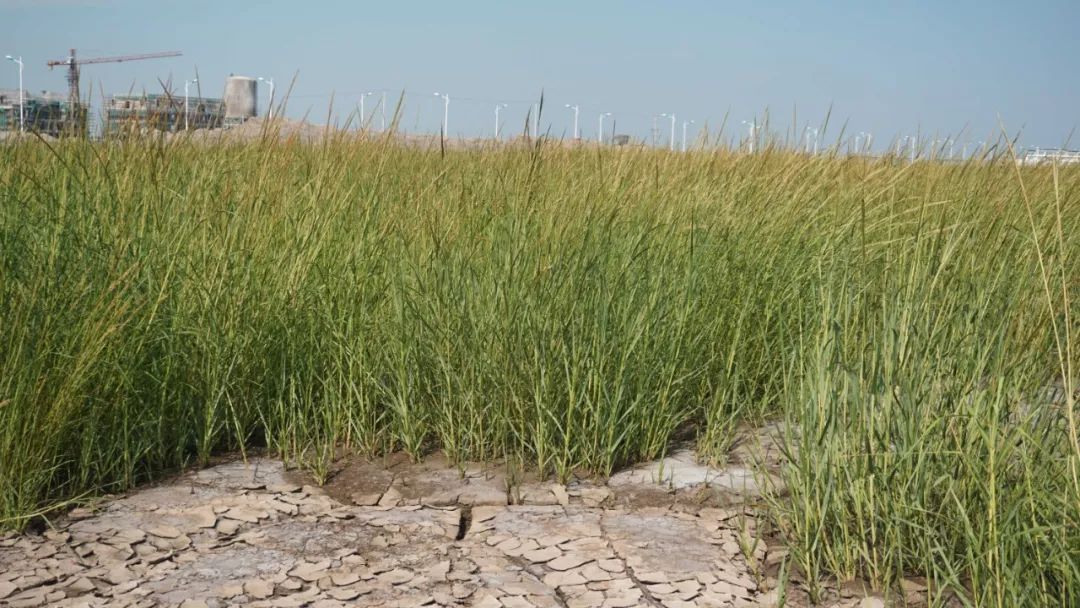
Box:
[0, 456, 897, 608]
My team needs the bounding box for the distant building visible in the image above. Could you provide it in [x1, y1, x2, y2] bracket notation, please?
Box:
[104, 93, 225, 135]
[0, 89, 74, 137]
[1020, 148, 1080, 165]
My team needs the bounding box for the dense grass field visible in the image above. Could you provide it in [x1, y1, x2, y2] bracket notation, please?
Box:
[1, 131, 1076, 605]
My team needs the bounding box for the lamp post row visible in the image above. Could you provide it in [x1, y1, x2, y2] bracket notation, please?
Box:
[0, 56, 995, 157]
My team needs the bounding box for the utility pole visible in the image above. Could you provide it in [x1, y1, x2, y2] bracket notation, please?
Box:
[4, 55, 23, 132]
[598, 112, 611, 144]
[681, 119, 694, 152]
[184, 78, 197, 131]
[494, 103, 506, 140]
[565, 104, 579, 139]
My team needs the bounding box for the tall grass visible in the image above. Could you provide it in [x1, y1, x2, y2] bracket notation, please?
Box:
[0, 131, 1076, 605]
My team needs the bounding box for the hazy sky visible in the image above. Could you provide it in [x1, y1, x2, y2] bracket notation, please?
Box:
[3, 0, 1078, 150]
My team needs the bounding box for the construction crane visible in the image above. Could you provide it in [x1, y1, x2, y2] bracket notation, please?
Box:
[46, 48, 182, 132]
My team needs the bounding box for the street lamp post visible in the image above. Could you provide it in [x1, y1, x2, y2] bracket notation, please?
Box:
[660, 113, 676, 151]
[494, 103, 507, 140]
[681, 120, 694, 152]
[380, 91, 387, 130]
[741, 119, 757, 153]
[359, 91, 374, 129]
[598, 112, 611, 144]
[805, 127, 819, 154]
[4, 55, 23, 132]
[565, 104, 579, 140]
[855, 132, 870, 155]
[434, 92, 450, 137]
[257, 77, 275, 119]
[184, 78, 198, 131]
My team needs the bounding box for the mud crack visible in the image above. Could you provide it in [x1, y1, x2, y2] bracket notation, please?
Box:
[455, 504, 472, 540]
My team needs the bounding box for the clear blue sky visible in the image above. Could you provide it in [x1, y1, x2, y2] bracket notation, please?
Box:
[3, 0, 1078, 150]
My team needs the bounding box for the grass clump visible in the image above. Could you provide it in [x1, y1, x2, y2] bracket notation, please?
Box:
[0, 131, 1076, 605]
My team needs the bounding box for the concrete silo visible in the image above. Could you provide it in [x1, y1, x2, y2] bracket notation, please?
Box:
[223, 76, 257, 122]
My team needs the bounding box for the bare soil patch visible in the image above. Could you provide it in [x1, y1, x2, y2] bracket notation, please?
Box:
[0, 442, 918, 607]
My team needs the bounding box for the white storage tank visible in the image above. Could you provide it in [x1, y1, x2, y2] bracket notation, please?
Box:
[223, 76, 257, 120]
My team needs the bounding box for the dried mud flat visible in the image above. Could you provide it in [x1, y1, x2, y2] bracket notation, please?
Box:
[0, 448, 904, 608]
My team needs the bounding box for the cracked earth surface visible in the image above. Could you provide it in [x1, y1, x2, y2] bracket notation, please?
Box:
[0, 454, 898, 608]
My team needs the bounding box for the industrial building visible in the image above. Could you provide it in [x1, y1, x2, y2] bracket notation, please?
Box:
[0, 89, 74, 137]
[104, 93, 225, 134]
[103, 76, 257, 135]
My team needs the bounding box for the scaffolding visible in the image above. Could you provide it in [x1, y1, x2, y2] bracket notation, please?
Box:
[104, 93, 225, 135]
[0, 90, 75, 137]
